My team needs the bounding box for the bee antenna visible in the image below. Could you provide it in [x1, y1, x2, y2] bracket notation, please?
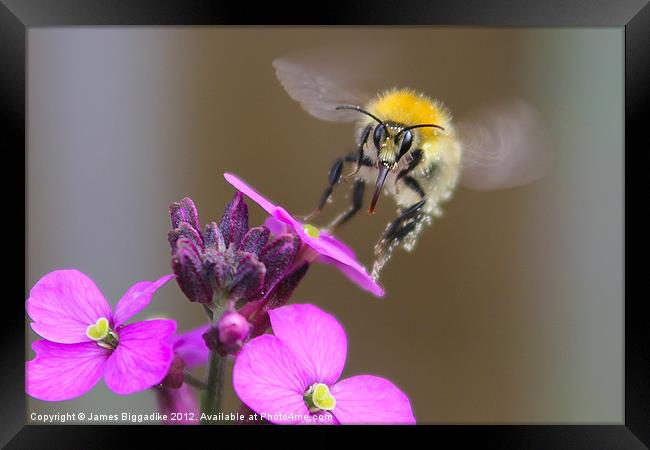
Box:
[398, 123, 445, 136]
[336, 105, 383, 124]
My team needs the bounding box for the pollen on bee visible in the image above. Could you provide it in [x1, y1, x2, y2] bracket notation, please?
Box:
[367, 88, 450, 139]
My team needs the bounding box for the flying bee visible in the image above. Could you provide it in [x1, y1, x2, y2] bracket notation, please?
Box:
[273, 49, 549, 280]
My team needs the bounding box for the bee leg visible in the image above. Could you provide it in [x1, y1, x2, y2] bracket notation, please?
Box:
[386, 175, 429, 249]
[345, 124, 372, 179]
[327, 179, 365, 229]
[400, 175, 426, 199]
[304, 157, 345, 221]
[377, 199, 426, 251]
[394, 149, 424, 195]
[372, 214, 422, 281]
[396, 150, 424, 181]
[372, 200, 426, 280]
[382, 221, 418, 251]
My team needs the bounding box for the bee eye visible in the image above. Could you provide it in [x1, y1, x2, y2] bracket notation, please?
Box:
[373, 124, 388, 150]
[397, 129, 413, 160]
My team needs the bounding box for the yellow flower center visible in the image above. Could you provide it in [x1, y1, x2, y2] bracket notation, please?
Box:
[303, 224, 320, 238]
[86, 317, 119, 349]
[304, 383, 336, 412]
[86, 317, 110, 340]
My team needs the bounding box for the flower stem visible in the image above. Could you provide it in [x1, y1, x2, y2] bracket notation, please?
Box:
[201, 349, 225, 424]
[200, 295, 227, 424]
[184, 371, 208, 390]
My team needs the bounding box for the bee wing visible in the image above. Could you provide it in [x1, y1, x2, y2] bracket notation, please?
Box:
[457, 99, 551, 191]
[273, 46, 394, 122]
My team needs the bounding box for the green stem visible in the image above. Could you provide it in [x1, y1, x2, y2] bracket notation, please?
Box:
[201, 349, 225, 424]
[199, 294, 229, 424]
[184, 371, 208, 390]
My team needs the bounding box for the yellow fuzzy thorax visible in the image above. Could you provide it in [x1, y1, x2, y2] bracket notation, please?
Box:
[366, 88, 450, 138]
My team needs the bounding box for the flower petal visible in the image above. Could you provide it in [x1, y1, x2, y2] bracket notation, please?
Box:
[26, 340, 107, 401]
[264, 216, 289, 236]
[319, 255, 385, 297]
[269, 304, 346, 386]
[172, 324, 210, 368]
[26, 270, 114, 343]
[233, 335, 313, 424]
[274, 208, 384, 298]
[103, 319, 176, 395]
[317, 233, 357, 259]
[224, 173, 278, 216]
[112, 274, 174, 326]
[273, 208, 357, 261]
[330, 375, 416, 424]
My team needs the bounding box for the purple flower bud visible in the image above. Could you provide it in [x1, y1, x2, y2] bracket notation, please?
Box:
[218, 311, 251, 353]
[230, 253, 265, 301]
[161, 354, 186, 389]
[169, 197, 200, 231]
[202, 221, 225, 252]
[172, 238, 213, 303]
[219, 192, 249, 247]
[239, 226, 270, 255]
[265, 261, 309, 310]
[168, 222, 204, 251]
[201, 311, 251, 356]
[167, 192, 310, 314]
[203, 248, 233, 292]
[258, 233, 300, 295]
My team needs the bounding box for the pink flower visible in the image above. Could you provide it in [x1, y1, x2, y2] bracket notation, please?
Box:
[25, 270, 176, 401]
[171, 324, 210, 369]
[224, 173, 384, 297]
[233, 304, 415, 424]
[156, 324, 210, 424]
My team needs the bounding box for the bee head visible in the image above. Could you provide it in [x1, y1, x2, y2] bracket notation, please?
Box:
[335, 105, 444, 213]
[368, 123, 413, 213]
[372, 123, 414, 166]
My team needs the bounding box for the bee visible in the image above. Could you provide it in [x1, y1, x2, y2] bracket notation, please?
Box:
[273, 49, 549, 280]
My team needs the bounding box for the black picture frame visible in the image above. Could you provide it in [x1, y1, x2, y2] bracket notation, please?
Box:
[1, 0, 645, 448]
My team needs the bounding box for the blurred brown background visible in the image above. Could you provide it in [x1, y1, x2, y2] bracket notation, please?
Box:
[27, 27, 623, 423]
